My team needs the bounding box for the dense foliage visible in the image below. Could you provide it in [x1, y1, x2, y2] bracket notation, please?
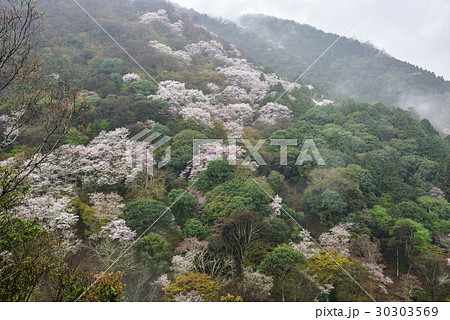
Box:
[0, 0, 449, 302]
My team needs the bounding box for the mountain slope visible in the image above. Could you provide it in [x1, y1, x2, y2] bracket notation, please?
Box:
[1, 0, 449, 302]
[237, 14, 450, 131]
[180, 10, 450, 131]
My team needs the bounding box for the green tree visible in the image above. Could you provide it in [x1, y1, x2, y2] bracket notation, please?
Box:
[368, 205, 392, 238]
[100, 58, 124, 74]
[167, 189, 197, 226]
[202, 195, 234, 222]
[130, 80, 156, 95]
[182, 219, 211, 240]
[258, 246, 306, 301]
[439, 155, 450, 201]
[124, 200, 174, 235]
[150, 123, 171, 136]
[65, 127, 89, 146]
[390, 201, 434, 229]
[0, 216, 49, 301]
[267, 170, 285, 194]
[417, 196, 450, 233]
[164, 272, 219, 301]
[203, 179, 271, 223]
[307, 251, 373, 301]
[170, 130, 208, 170]
[390, 219, 431, 274]
[319, 190, 348, 225]
[196, 158, 232, 192]
[266, 217, 291, 245]
[137, 233, 172, 275]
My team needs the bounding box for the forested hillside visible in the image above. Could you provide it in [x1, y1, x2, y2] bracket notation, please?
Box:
[0, 0, 449, 302]
[182, 10, 450, 132]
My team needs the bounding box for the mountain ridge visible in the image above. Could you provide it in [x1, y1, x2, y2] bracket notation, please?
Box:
[180, 9, 449, 131]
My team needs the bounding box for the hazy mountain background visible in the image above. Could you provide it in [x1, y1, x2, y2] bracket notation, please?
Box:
[180, 9, 450, 132]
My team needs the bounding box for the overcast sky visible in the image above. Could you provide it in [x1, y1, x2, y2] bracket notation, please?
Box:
[172, 0, 450, 80]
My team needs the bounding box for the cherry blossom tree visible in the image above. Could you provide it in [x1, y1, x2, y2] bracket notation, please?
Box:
[170, 250, 197, 277]
[185, 40, 236, 66]
[145, 39, 303, 129]
[291, 230, 319, 259]
[174, 290, 204, 302]
[224, 121, 244, 139]
[148, 80, 210, 115]
[240, 267, 273, 301]
[90, 192, 125, 221]
[101, 219, 136, 243]
[122, 73, 141, 84]
[13, 195, 76, 230]
[350, 234, 392, 293]
[148, 40, 174, 54]
[257, 102, 293, 125]
[152, 274, 170, 289]
[12, 194, 80, 253]
[148, 41, 192, 64]
[269, 195, 282, 220]
[139, 10, 184, 35]
[90, 229, 138, 274]
[319, 223, 355, 258]
[179, 107, 212, 127]
[313, 98, 334, 106]
[430, 187, 445, 200]
[30, 128, 146, 189]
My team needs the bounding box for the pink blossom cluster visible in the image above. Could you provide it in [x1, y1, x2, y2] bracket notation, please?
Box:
[241, 267, 273, 301]
[89, 192, 125, 221]
[122, 73, 141, 84]
[139, 10, 184, 35]
[269, 194, 282, 219]
[216, 61, 268, 104]
[319, 223, 355, 257]
[13, 194, 80, 253]
[152, 274, 170, 289]
[170, 250, 197, 277]
[35, 128, 146, 188]
[362, 262, 393, 293]
[148, 39, 300, 107]
[101, 219, 136, 242]
[257, 102, 293, 124]
[3, 129, 149, 251]
[185, 40, 238, 66]
[148, 41, 192, 64]
[13, 195, 77, 232]
[146, 38, 308, 131]
[148, 80, 210, 114]
[174, 290, 204, 302]
[179, 107, 212, 126]
[290, 230, 319, 259]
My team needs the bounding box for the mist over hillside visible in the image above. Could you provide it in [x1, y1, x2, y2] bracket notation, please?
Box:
[1, 0, 449, 303]
[181, 9, 450, 132]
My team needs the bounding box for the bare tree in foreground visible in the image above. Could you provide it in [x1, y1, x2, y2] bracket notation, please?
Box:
[0, 0, 84, 210]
